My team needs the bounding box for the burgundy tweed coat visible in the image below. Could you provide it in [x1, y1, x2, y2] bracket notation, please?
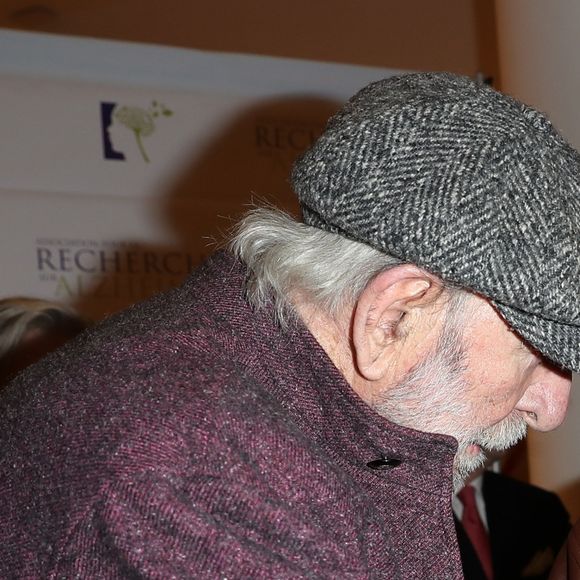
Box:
[0, 252, 463, 578]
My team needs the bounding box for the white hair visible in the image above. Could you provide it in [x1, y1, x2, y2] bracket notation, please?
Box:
[228, 206, 467, 326]
[228, 207, 404, 325]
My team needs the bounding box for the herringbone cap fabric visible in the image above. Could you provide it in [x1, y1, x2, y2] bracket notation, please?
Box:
[292, 73, 580, 373]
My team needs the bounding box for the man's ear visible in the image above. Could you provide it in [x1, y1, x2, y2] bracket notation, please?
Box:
[352, 265, 437, 381]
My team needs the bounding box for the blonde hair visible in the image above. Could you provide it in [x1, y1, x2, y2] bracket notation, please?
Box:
[0, 297, 86, 361]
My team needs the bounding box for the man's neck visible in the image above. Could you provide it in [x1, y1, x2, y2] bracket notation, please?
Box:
[293, 298, 385, 408]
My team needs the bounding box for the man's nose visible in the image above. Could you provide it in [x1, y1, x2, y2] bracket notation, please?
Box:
[517, 367, 572, 431]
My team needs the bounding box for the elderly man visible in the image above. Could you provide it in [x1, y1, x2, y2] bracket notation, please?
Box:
[0, 73, 577, 578]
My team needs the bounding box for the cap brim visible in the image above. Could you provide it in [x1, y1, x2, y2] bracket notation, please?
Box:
[494, 302, 579, 373]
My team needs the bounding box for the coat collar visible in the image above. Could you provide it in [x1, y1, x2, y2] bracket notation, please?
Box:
[198, 251, 458, 498]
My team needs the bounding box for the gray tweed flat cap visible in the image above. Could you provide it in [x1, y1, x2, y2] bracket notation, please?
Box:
[292, 72, 580, 373]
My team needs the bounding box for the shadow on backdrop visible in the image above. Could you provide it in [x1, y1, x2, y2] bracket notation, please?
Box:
[72, 95, 340, 320]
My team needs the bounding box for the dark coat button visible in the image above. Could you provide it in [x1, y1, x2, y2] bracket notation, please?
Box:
[366, 457, 402, 470]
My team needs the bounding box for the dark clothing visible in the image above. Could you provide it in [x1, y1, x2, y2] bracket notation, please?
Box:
[0, 252, 463, 578]
[550, 517, 580, 580]
[456, 471, 571, 580]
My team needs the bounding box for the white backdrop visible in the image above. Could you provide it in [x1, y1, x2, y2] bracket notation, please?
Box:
[0, 29, 401, 319]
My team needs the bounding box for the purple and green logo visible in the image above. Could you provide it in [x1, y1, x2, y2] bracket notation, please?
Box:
[100, 101, 173, 163]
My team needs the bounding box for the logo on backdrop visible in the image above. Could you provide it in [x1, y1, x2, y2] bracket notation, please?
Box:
[35, 237, 200, 305]
[100, 101, 173, 163]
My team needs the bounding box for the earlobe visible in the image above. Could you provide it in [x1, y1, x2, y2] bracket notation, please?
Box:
[352, 267, 434, 382]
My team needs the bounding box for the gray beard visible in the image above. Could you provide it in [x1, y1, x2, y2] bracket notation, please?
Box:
[372, 296, 527, 491]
